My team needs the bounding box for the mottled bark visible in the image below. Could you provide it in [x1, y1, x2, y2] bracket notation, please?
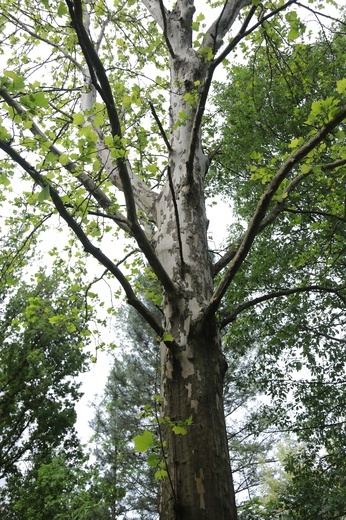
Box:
[147, 4, 240, 517]
[159, 315, 237, 520]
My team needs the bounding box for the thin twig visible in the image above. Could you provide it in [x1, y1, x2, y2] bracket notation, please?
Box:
[167, 166, 185, 272]
[148, 100, 172, 152]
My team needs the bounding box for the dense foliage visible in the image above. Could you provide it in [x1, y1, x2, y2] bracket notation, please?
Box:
[211, 17, 346, 519]
[0, 270, 92, 517]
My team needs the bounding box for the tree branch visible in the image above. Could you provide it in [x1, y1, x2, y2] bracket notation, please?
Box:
[159, 0, 175, 58]
[5, 12, 82, 70]
[203, 0, 252, 55]
[65, 0, 176, 294]
[0, 139, 165, 337]
[220, 285, 346, 329]
[0, 86, 133, 234]
[167, 166, 185, 271]
[305, 326, 346, 345]
[148, 100, 172, 152]
[284, 207, 346, 223]
[6, 3, 157, 218]
[211, 0, 297, 68]
[206, 103, 346, 317]
[213, 156, 346, 276]
[186, 4, 257, 178]
[141, 0, 165, 31]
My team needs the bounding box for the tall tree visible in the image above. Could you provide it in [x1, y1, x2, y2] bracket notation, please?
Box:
[0, 270, 90, 481]
[0, 1, 345, 519]
[90, 307, 160, 519]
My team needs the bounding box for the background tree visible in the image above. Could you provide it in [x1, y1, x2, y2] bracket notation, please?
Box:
[0, 269, 93, 516]
[0, 1, 345, 519]
[210, 15, 346, 518]
[0, 451, 104, 520]
[237, 438, 346, 519]
[90, 306, 160, 519]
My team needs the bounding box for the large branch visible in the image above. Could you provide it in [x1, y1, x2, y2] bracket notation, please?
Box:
[141, 0, 166, 31]
[203, 0, 296, 69]
[0, 86, 132, 234]
[188, 0, 299, 182]
[187, 6, 257, 179]
[65, 0, 146, 222]
[5, 5, 156, 219]
[203, 0, 253, 55]
[65, 0, 175, 294]
[205, 103, 346, 317]
[0, 139, 165, 337]
[220, 285, 346, 329]
[213, 155, 346, 276]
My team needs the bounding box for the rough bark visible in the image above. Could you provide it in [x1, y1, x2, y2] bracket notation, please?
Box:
[159, 315, 236, 520]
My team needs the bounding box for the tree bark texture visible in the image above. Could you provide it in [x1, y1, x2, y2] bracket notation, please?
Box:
[149, 7, 238, 512]
[159, 317, 237, 520]
[147, 4, 240, 517]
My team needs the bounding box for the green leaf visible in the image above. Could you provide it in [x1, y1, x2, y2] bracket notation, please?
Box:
[59, 154, 69, 166]
[147, 453, 159, 468]
[93, 114, 104, 126]
[0, 173, 11, 186]
[163, 332, 174, 342]
[48, 315, 63, 324]
[57, 1, 67, 16]
[336, 78, 346, 94]
[172, 425, 187, 435]
[73, 113, 85, 126]
[288, 27, 300, 40]
[0, 123, 11, 141]
[37, 185, 50, 202]
[154, 469, 168, 479]
[3, 70, 25, 90]
[133, 430, 153, 452]
[32, 92, 49, 108]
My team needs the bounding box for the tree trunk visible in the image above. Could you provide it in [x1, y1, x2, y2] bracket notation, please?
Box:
[150, 15, 238, 513]
[159, 315, 237, 520]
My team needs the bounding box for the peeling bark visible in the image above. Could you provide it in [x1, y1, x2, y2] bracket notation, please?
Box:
[159, 315, 236, 520]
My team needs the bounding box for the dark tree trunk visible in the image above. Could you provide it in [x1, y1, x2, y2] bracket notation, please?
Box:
[159, 315, 237, 520]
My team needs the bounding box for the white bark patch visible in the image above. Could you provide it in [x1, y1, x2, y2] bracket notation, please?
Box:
[160, 343, 173, 379]
[166, 359, 173, 379]
[190, 399, 198, 413]
[195, 469, 206, 510]
[181, 357, 194, 378]
[187, 297, 203, 320]
[178, 343, 195, 378]
[153, 229, 175, 271]
[183, 315, 191, 338]
[185, 382, 192, 398]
